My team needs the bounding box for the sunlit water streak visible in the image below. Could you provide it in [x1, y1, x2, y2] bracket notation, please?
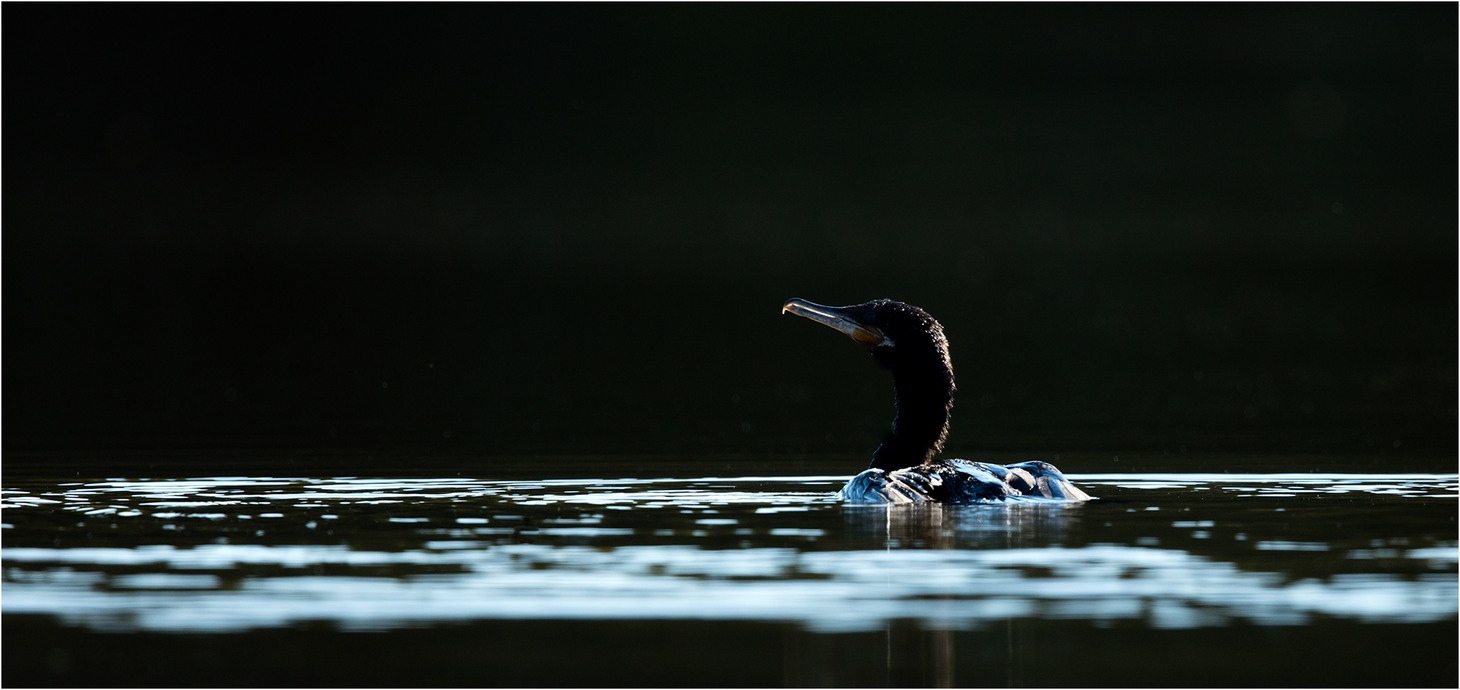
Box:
[2, 474, 1455, 633]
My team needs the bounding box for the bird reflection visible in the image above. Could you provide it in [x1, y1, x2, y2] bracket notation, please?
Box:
[843, 501, 1081, 550]
[783, 503, 1084, 687]
[783, 619, 958, 688]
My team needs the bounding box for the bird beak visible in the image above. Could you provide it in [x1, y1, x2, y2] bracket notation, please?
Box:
[782, 298, 892, 348]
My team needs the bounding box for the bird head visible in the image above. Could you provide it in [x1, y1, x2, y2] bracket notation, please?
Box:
[781, 298, 950, 373]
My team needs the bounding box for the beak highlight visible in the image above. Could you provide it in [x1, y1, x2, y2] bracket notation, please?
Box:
[782, 298, 893, 349]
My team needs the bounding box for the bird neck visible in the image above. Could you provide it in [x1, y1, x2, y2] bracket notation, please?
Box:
[870, 361, 955, 472]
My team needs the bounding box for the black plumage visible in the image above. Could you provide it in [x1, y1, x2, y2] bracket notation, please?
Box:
[782, 298, 1091, 503]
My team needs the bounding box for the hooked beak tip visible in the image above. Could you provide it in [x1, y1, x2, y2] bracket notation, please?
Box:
[781, 298, 892, 348]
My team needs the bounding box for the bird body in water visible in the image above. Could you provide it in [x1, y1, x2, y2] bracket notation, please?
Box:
[782, 298, 1091, 504]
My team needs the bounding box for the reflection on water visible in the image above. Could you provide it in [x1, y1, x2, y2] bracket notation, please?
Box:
[3, 473, 1455, 640]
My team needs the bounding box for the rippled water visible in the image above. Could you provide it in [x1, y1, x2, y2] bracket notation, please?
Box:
[3, 464, 1456, 686]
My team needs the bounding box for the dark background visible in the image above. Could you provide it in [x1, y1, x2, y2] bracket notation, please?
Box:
[4, 4, 1455, 464]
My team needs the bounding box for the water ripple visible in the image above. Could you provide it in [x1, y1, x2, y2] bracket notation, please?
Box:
[3, 473, 1455, 633]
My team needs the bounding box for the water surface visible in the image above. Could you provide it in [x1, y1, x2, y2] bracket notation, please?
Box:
[3, 461, 1456, 687]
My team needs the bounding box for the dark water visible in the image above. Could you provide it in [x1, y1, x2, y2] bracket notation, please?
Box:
[2, 455, 1456, 687]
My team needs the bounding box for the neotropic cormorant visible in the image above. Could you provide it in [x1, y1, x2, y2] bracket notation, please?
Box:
[782, 298, 1092, 503]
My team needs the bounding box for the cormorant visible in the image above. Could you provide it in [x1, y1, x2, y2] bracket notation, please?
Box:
[782, 298, 1092, 504]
